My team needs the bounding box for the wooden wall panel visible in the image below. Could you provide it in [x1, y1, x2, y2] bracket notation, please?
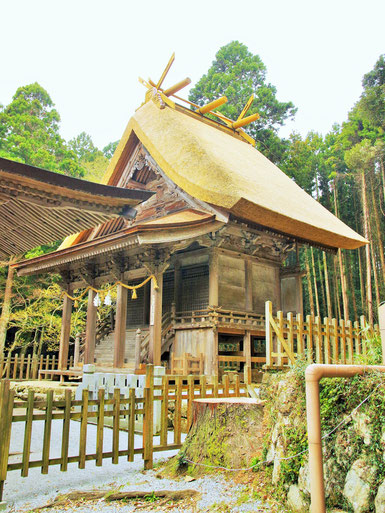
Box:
[218, 254, 246, 310]
[173, 328, 214, 374]
[251, 262, 280, 313]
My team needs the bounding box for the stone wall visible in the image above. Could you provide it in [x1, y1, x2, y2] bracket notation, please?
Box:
[261, 368, 385, 513]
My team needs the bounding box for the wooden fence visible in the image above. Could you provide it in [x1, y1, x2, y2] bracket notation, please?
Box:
[0, 354, 71, 380]
[265, 301, 377, 368]
[0, 365, 249, 501]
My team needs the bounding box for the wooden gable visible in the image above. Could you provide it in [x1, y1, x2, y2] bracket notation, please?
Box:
[79, 141, 205, 245]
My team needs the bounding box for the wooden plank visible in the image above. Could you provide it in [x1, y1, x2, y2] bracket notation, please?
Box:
[174, 376, 182, 446]
[354, 320, 361, 355]
[112, 388, 121, 464]
[26, 354, 31, 380]
[21, 390, 34, 477]
[128, 388, 136, 462]
[269, 313, 295, 364]
[213, 375, 218, 398]
[324, 317, 331, 364]
[347, 320, 354, 364]
[96, 388, 105, 467]
[315, 316, 322, 363]
[19, 354, 25, 379]
[234, 374, 240, 396]
[42, 390, 53, 474]
[0, 381, 14, 501]
[13, 354, 18, 380]
[79, 389, 89, 469]
[287, 313, 294, 358]
[332, 318, 338, 363]
[277, 311, 283, 367]
[143, 387, 153, 470]
[223, 374, 230, 396]
[265, 301, 273, 367]
[296, 313, 304, 355]
[200, 375, 207, 398]
[60, 389, 71, 472]
[306, 315, 313, 363]
[340, 319, 347, 364]
[187, 375, 194, 432]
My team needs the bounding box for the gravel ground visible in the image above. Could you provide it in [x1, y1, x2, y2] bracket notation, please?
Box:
[4, 420, 277, 512]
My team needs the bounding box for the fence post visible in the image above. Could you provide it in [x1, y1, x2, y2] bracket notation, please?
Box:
[265, 301, 273, 367]
[143, 364, 154, 470]
[187, 375, 194, 431]
[324, 317, 331, 364]
[174, 376, 182, 446]
[112, 388, 121, 464]
[244, 365, 251, 385]
[135, 329, 142, 371]
[0, 380, 13, 502]
[297, 313, 304, 356]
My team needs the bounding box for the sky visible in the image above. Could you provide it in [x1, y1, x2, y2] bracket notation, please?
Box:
[1, 0, 384, 150]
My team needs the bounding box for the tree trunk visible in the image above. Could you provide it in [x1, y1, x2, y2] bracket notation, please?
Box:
[333, 256, 342, 319]
[317, 251, 327, 318]
[333, 180, 349, 319]
[347, 252, 358, 321]
[369, 168, 385, 293]
[323, 251, 333, 319]
[0, 258, 16, 355]
[305, 249, 315, 318]
[311, 248, 320, 317]
[362, 171, 373, 325]
[358, 247, 365, 316]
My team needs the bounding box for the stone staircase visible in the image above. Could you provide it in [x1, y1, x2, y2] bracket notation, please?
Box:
[94, 328, 149, 367]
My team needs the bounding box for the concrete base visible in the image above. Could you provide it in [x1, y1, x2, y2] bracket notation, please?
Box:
[0, 501, 7, 510]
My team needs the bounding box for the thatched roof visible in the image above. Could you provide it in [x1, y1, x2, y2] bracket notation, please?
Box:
[103, 101, 366, 250]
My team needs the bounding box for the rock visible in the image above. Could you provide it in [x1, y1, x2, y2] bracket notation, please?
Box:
[272, 439, 284, 484]
[343, 458, 376, 513]
[352, 411, 371, 445]
[298, 462, 310, 495]
[287, 485, 308, 513]
[375, 479, 385, 512]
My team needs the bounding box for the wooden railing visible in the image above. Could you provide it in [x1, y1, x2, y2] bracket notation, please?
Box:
[265, 301, 377, 368]
[174, 307, 265, 330]
[171, 352, 204, 375]
[0, 365, 249, 501]
[0, 354, 72, 380]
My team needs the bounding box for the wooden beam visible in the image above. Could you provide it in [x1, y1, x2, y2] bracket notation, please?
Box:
[209, 249, 219, 307]
[113, 282, 128, 368]
[58, 289, 73, 370]
[149, 272, 163, 366]
[84, 288, 97, 364]
[244, 330, 252, 369]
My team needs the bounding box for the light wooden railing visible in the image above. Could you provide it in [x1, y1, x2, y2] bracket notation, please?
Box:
[0, 365, 250, 501]
[265, 301, 377, 368]
[0, 354, 73, 380]
[174, 307, 265, 330]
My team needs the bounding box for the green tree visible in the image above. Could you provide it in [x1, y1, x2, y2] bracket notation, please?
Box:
[358, 54, 385, 130]
[0, 82, 84, 177]
[69, 132, 109, 183]
[189, 41, 296, 164]
[103, 140, 119, 159]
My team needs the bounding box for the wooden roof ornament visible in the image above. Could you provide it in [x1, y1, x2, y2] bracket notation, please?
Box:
[0, 157, 153, 258]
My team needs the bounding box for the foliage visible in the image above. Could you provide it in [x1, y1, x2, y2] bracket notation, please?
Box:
[103, 140, 119, 159]
[189, 41, 296, 164]
[0, 83, 84, 177]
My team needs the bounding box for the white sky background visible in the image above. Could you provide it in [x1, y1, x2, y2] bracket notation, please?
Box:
[1, 0, 384, 150]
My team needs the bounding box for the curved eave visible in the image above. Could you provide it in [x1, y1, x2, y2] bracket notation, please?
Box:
[14, 213, 221, 276]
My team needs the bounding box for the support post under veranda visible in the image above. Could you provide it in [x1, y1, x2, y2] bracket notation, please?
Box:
[58, 286, 73, 370]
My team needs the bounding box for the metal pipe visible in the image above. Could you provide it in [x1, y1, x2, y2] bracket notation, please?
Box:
[306, 364, 385, 513]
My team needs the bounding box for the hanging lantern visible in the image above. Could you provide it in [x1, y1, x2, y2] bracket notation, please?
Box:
[131, 288, 138, 300]
[74, 299, 79, 308]
[104, 291, 112, 306]
[93, 293, 101, 307]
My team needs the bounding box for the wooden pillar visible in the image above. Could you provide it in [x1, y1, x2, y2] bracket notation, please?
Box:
[149, 273, 163, 366]
[74, 333, 80, 367]
[209, 249, 219, 307]
[174, 261, 182, 311]
[135, 328, 142, 370]
[113, 282, 128, 368]
[243, 330, 252, 368]
[245, 259, 253, 311]
[84, 288, 97, 365]
[58, 290, 73, 370]
[212, 328, 219, 376]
